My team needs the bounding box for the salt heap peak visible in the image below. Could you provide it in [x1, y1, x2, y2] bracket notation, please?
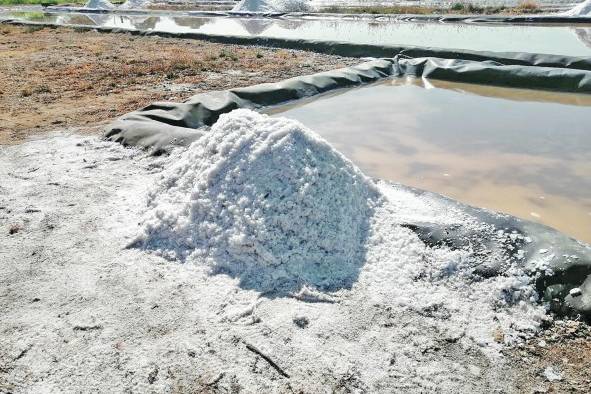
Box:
[232, 0, 313, 12]
[137, 109, 381, 293]
[85, 0, 115, 9]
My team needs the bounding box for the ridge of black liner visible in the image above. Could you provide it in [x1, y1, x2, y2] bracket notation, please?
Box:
[103, 58, 395, 150]
[392, 56, 591, 92]
[102, 55, 591, 151]
[389, 181, 591, 321]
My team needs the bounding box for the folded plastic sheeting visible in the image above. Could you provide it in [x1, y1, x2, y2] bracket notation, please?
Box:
[392, 56, 591, 92]
[105, 55, 591, 151]
[104, 58, 395, 151]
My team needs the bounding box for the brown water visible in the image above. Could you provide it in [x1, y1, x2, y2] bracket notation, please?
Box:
[270, 79, 591, 243]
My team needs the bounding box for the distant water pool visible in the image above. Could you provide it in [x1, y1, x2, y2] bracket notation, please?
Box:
[3, 11, 591, 56]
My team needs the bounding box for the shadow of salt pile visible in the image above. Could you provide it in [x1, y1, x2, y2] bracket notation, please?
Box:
[135, 109, 379, 297]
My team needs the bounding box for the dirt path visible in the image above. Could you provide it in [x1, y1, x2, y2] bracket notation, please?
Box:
[0, 24, 357, 144]
[506, 320, 591, 393]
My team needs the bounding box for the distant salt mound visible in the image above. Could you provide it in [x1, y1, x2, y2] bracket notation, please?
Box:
[85, 0, 115, 9]
[562, 0, 591, 16]
[85, 0, 149, 9]
[232, 0, 312, 12]
[136, 109, 379, 292]
[119, 0, 150, 9]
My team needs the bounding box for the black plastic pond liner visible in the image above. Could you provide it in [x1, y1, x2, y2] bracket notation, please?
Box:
[105, 58, 395, 150]
[393, 57, 591, 91]
[394, 183, 591, 321]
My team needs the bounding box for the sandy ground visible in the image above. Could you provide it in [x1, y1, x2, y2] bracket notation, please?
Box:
[0, 135, 521, 393]
[0, 24, 357, 144]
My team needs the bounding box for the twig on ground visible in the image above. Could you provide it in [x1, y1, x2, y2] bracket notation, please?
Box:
[244, 341, 290, 378]
[205, 372, 225, 387]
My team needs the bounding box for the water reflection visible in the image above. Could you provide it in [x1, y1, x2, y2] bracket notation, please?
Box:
[238, 17, 273, 35]
[574, 27, 591, 49]
[6, 11, 591, 56]
[271, 79, 591, 242]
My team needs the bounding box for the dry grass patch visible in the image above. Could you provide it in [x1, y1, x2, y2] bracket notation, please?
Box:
[0, 25, 357, 144]
[515, 0, 541, 13]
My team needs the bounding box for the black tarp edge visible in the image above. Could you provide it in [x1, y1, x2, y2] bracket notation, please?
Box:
[104, 58, 395, 150]
[387, 181, 591, 320]
[103, 56, 591, 151]
[394, 56, 591, 92]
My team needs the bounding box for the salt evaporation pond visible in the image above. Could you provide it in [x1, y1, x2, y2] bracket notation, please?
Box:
[5, 11, 591, 56]
[268, 79, 591, 243]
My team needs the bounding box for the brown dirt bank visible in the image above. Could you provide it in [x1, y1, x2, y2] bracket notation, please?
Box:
[506, 320, 591, 393]
[0, 24, 357, 144]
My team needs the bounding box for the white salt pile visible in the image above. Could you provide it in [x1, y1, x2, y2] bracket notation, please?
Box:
[85, 0, 148, 10]
[136, 109, 379, 292]
[85, 0, 115, 9]
[232, 0, 312, 13]
[118, 0, 150, 10]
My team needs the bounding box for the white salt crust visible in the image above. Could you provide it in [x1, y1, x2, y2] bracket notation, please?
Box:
[0, 129, 548, 392]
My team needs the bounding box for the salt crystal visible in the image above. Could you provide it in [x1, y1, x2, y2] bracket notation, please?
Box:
[569, 288, 582, 297]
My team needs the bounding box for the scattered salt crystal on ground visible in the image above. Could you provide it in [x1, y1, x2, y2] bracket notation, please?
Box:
[0, 128, 560, 391]
[569, 287, 582, 297]
[543, 365, 562, 382]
